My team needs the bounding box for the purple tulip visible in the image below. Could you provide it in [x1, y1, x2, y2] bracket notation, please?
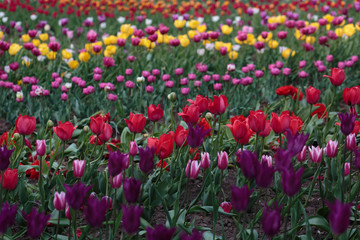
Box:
[146, 224, 176, 240]
[262, 202, 282, 238]
[180, 229, 203, 240]
[275, 148, 292, 171]
[237, 150, 259, 180]
[281, 167, 304, 197]
[0, 202, 17, 234]
[23, 208, 50, 239]
[326, 199, 351, 235]
[231, 185, 253, 212]
[256, 159, 275, 188]
[139, 146, 155, 174]
[123, 178, 141, 203]
[338, 112, 356, 136]
[121, 204, 143, 235]
[64, 182, 92, 210]
[186, 123, 211, 149]
[286, 130, 309, 157]
[84, 196, 107, 228]
[0, 146, 14, 171]
[108, 150, 129, 177]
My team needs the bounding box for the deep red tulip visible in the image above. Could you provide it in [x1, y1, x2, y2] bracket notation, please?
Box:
[259, 121, 271, 137]
[90, 115, 105, 135]
[306, 86, 321, 104]
[174, 125, 188, 147]
[343, 87, 360, 106]
[187, 95, 208, 113]
[147, 104, 164, 122]
[98, 123, 113, 143]
[248, 110, 267, 133]
[15, 115, 36, 135]
[324, 68, 345, 86]
[53, 121, 76, 141]
[125, 113, 146, 133]
[227, 120, 249, 141]
[1, 168, 18, 190]
[270, 112, 290, 134]
[208, 95, 228, 115]
[178, 104, 200, 125]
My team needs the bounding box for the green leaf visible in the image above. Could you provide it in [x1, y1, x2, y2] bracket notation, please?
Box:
[64, 143, 78, 154]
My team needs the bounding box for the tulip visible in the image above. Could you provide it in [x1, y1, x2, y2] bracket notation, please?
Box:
[270, 112, 290, 134]
[217, 151, 228, 170]
[73, 160, 85, 178]
[296, 146, 307, 162]
[259, 121, 271, 137]
[326, 199, 351, 236]
[84, 197, 107, 228]
[53, 191, 66, 211]
[146, 225, 176, 240]
[98, 123, 112, 143]
[53, 121, 76, 141]
[226, 120, 249, 142]
[323, 68, 345, 86]
[308, 146, 323, 163]
[286, 130, 309, 157]
[121, 204, 143, 235]
[208, 95, 228, 115]
[248, 110, 267, 133]
[123, 178, 141, 203]
[139, 146, 155, 174]
[129, 141, 138, 156]
[0, 146, 14, 171]
[180, 229, 203, 240]
[306, 86, 321, 104]
[1, 168, 18, 190]
[185, 160, 201, 179]
[346, 133, 357, 151]
[90, 115, 105, 135]
[256, 159, 275, 188]
[174, 125, 188, 147]
[281, 167, 304, 197]
[344, 162, 350, 176]
[178, 104, 200, 125]
[231, 185, 253, 212]
[200, 152, 210, 169]
[147, 104, 164, 122]
[275, 149, 292, 171]
[186, 123, 211, 149]
[125, 113, 146, 133]
[237, 150, 259, 180]
[15, 114, 36, 135]
[220, 202, 232, 213]
[36, 140, 46, 157]
[325, 139, 338, 158]
[0, 202, 17, 234]
[262, 203, 282, 238]
[23, 208, 50, 239]
[343, 87, 360, 106]
[338, 112, 356, 136]
[64, 182, 92, 210]
[111, 172, 122, 189]
[108, 150, 129, 177]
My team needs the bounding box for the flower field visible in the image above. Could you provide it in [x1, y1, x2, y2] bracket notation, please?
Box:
[1, 0, 360, 239]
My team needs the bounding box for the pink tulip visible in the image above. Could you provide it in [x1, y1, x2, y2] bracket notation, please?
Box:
[185, 160, 201, 179]
[217, 151, 229, 170]
[111, 172, 122, 189]
[308, 146, 323, 163]
[36, 140, 46, 156]
[73, 159, 85, 178]
[54, 191, 66, 211]
[201, 152, 210, 169]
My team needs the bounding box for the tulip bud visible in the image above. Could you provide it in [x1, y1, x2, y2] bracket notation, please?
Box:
[111, 172, 122, 189]
[344, 162, 350, 176]
[167, 92, 176, 102]
[47, 120, 54, 127]
[346, 133, 356, 151]
[185, 160, 201, 179]
[217, 151, 229, 170]
[326, 139, 338, 158]
[36, 140, 46, 156]
[205, 112, 213, 121]
[53, 191, 66, 211]
[83, 125, 89, 132]
[73, 159, 85, 178]
[65, 204, 71, 220]
[200, 152, 210, 169]
[296, 146, 307, 162]
[12, 133, 20, 141]
[129, 141, 138, 156]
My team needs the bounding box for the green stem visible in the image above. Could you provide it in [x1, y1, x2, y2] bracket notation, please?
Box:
[39, 155, 46, 211]
[51, 141, 66, 185]
[56, 213, 60, 240]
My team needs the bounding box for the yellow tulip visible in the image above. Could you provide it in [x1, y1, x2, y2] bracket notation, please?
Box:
[62, 49, 72, 60]
[282, 49, 295, 59]
[344, 24, 355, 37]
[32, 39, 40, 47]
[22, 60, 31, 67]
[180, 37, 190, 47]
[276, 15, 286, 24]
[39, 33, 49, 42]
[356, 23, 360, 32]
[174, 20, 186, 29]
[334, 28, 344, 37]
[47, 51, 57, 60]
[188, 20, 199, 29]
[214, 41, 223, 50]
[228, 51, 238, 60]
[0, 31, 3, 40]
[267, 17, 277, 24]
[268, 40, 279, 49]
[68, 60, 79, 69]
[38, 43, 49, 56]
[79, 52, 90, 62]
[9, 43, 22, 56]
[22, 34, 31, 43]
[196, 25, 207, 33]
[323, 14, 334, 23]
[105, 45, 117, 55]
[120, 24, 133, 35]
[221, 25, 233, 35]
[305, 36, 316, 44]
[187, 30, 197, 39]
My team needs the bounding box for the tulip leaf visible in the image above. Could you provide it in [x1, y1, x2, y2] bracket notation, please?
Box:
[64, 143, 78, 154]
[120, 127, 132, 146]
[48, 218, 70, 225]
[306, 216, 330, 232]
[18, 165, 37, 173]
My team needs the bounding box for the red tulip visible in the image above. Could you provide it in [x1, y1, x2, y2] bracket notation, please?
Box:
[1, 168, 18, 190]
[311, 103, 328, 119]
[90, 115, 105, 135]
[323, 67, 345, 86]
[178, 104, 200, 125]
[98, 123, 113, 143]
[259, 121, 271, 137]
[125, 113, 146, 133]
[208, 95, 228, 115]
[248, 110, 267, 133]
[227, 120, 249, 141]
[174, 125, 188, 147]
[343, 87, 360, 106]
[15, 115, 36, 135]
[156, 133, 174, 159]
[147, 104, 164, 122]
[270, 112, 290, 134]
[187, 95, 208, 113]
[289, 115, 303, 135]
[306, 86, 321, 104]
[53, 121, 76, 141]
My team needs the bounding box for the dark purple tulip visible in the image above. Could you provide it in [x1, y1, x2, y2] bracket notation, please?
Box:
[0, 146, 14, 171]
[231, 185, 253, 212]
[139, 146, 155, 174]
[281, 167, 304, 197]
[146, 224, 176, 240]
[186, 123, 211, 149]
[64, 182, 92, 210]
[286, 130, 309, 157]
[256, 160, 275, 188]
[23, 208, 50, 239]
[121, 204, 143, 235]
[237, 150, 259, 180]
[338, 112, 356, 136]
[262, 202, 282, 238]
[354, 148, 360, 170]
[180, 229, 203, 240]
[274, 148, 292, 171]
[108, 150, 129, 177]
[84, 196, 107, 228]
[0, 202, 17, 234]
[326, 199, 351, 236]
[123, 178, 141, 203]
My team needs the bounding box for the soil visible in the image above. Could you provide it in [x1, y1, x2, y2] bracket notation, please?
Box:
[0, 118, 11, 135]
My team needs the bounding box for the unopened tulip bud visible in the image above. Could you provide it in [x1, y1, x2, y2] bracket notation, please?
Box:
[205, 112, 213, 121]
[53, 191, 66, 211]
[129, 141, 138, 156]
[111, 172, 122, 189]
[73, 159, 85, 178]
[167, 92, 176, 102]
[200, 152, 210, 169]
[83, 125, 89, 133]
[36, 140, 46, 156]
[47, 120, 54, 127]
[12, 133, 20, 141]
